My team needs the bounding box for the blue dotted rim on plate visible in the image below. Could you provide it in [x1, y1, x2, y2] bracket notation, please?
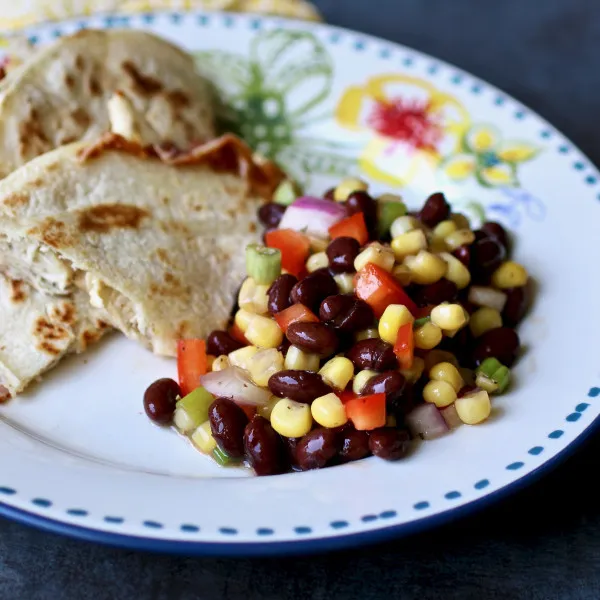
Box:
[1, 10, 599, 556]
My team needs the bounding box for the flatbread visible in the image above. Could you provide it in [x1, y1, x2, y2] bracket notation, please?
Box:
[0, 133, 283, 356]
[0, 29, 216, 178]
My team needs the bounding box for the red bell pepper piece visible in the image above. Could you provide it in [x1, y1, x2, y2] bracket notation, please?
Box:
[265, 229, 310, 277]
[229, 323, 249, 345]
[239, 404, 257, 420]
[273, 303, 319, 333]
[394, 322, 414, 370]
[344, 393, 387, 430]
[328, 212, 369, 245]
[177, 339, 208, 396]
[354, 263, 418, 318]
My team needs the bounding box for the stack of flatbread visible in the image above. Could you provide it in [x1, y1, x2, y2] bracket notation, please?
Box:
[0, 30, 283, 401]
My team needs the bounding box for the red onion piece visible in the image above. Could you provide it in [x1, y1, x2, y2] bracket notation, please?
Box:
[200, 367, 271, 406]
[277, 196, 346, 237]
[405, 403, 449, 440]
[440, 404, 462, 429]
[468, 286, 507, 312]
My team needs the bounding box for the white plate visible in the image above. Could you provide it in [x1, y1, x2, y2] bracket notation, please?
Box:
[1, 10, 599, 556]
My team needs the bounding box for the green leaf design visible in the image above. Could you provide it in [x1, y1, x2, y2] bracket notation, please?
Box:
[279, 142, 358, 178]
[194, 51, 251, 96]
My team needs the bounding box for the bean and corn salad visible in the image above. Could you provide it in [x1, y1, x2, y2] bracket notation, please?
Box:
[143, 178, 532, 476]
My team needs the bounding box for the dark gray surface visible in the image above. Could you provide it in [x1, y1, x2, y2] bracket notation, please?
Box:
[2, 1, 600, 598]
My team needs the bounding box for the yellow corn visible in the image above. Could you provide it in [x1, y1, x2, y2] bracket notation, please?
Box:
[392, 264, 412, 286]
[491, 261, 529, 288]
[378, 304, 414, 344]
[308, 235, 329, 253]
[455, 390, 491, 424]
[354, 242, 395, 272]
[228, 345, 260, 370]
[423, 349, 459, 372]
[400, 356, 425, 382]
[191, 421, 217, 454]
[333, 177, 368, 202]
[404, 251, 447, 285]
[319, 357, 354, 390]
[244, 315, 283, 349]
[247, 348, 284, 387]
[439, 252, 470, 289]
[378, 192, 404, 204]
[306, 251, 329, 273]
[391, 229, 428, 260]
[469, 307, 503, 337]
[211, 355, 230, 372]
[206, 355, 216, 371]
[429, 362, 464, 392]
[445, 229, 476, 251]
[431, 302, 469, 330]
[451, 213, 471, 230]
[423, 380, 457, 408]
[414, 321, 443, 350]
[428, 237, 448, 254]
[353, 369, 378, 393]
[234, 308, 255, 333]
[311, 393, 348, 428]
[390, 216, 419, 238]
[285, 345, 320, 371]
[334, 273, 355, 295]
[432, 220, 457, 241]
[270, 398, 313, 437]
[355, 328, 380, 342]
[238, 277, 270, 314]
[257, 395, 280, 420]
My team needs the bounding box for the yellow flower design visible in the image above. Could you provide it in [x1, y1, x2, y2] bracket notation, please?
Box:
[336, 74, 470, 187]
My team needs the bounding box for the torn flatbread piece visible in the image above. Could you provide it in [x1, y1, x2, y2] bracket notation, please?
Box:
[0, 133, 283, 357]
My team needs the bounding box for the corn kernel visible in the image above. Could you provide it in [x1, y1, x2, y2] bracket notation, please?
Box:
[353, 369, 378, 393]
[319, 357, 354, 390]
[392, 263, 412, 286]
[244, 315, 283, 349]
[378, 304, 414, 344]
[428, 237, 448, 254]
[306, 251, 329, 273]
[469, 307, 503, 337]
[414, 321, 443, 350]
[378, 192, 404, 203]
[391, 229, 428, 260]
[455, 390, 491, 424]
[390, 216, 419, 238]
[311, 393, 348, 428]
[238, 277, 270, 314]
[308, 235, 329, 253]
[445, 229, 476, 251]
[404, 251, 447, 285]
[334, 273, 355, 295]
[491, 261, 529, 289]
[211, 354, 230, 372]
[354, 242, 395, 272]
[355, 328, 380, 342]
[423, 350, 459, 372]
[234, 308, 255, 333]
[270, 398, 313, 437]
[429, 362, 464, 392]
[432, 220, 457, 240]
[400, 356, 425, 382]
[451, 213, 471, 230]
[333, 177, 368, 202]
[257, 395, 280, 420]
[247, 348, 284, 387]
[439, 252, 471, 289]
[228, 345, 259, 370]
[423, 379, 457, 408]
[206, 354, 216, 371]
[285, 345, 320, 371]
[431, 302, 468, 330]
[191, 421, 217, 454]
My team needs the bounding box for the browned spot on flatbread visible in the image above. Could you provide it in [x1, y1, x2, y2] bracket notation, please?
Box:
[78, 204, 149, 233]
[34, 317, 69, 341]
[226, 208, 236, 218]
[249, 222, 257, 233]
[75, 55, 84, 70]
[0, 385, 11, 403]
[158, 220, 191, 236]
[72, 108, 90, 128]
[50, 302, 76, 326]
[192, 204, 203, 212]
[81, 328, 102, 349]
[3, 193, 29, 208]
[89, 75, 101, 97]
[175, 321, 190, 339]
[155, 248, 174, 267]
[65, 73, 75, 88]
[162, 197, 170, 206]
[39, 341, 61, 356]
[9, 280, 26, 303]
[28, 218, 74, 249]
[19, 108, 50, 159]
[46, 162, 59, 172]
[122, 61, 163, 94]
[166, 90, 190, 108]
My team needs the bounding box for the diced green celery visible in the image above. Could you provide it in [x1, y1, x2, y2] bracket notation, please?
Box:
[213, 446, 234, 466]
[273, 179, 301, 206]
[493, 366, 511, 394]
[413, 316, 431, 328]
[477, 357, 503, 378]
[377, 201, 407, 237]
[174, 387, 214, 433]
[475, 372, 499, 393]
[246, 244, 282, 285]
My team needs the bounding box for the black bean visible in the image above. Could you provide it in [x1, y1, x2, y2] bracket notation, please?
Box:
[361, 371, 406, 404]
[471, 238, 506, 280]
[323, 187, 336, 201]
[209, 397, 249, 458]
[290, 270, 338, 312]
[453, 245, 471, 267]
[282, 436, 300, 470]
[267, 274, 298, 315]
[268, 370, 332, 404]
[206, 330, 244, 356]
[244, 416, 287, 476]
[143, 378, 181, 424]
[277, 337, 291, 356]
[413, 279, 458, 306]
[319, 295, 374, 332]
[419, 192, 450, 227]
[326, 236, 360, 273]
[258, 203, 286, 229]
[480, 221, 509, 252]
[346, 190, 377, 232]
[369, 428, 411, 460]
[503, 284, 532, 327]
[295, 428, 340, 470]
[339, 429, 371, 463]
[286, 322, 339, 357]
[472, 327, 520, 367]
[346, 339, 397, 371]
